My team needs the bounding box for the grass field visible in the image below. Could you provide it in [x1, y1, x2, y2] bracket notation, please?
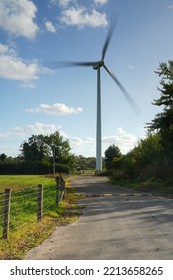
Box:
[0, 175, 56, 191]
[0, 174, 81, 259]
[0, 175, 57, 234]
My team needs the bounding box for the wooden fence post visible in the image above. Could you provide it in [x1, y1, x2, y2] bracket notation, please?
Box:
[3, 189, 11, 239]
[56, 183, 59, 206]
[61, 181, 65, 200]
[37, 184, 43, 222]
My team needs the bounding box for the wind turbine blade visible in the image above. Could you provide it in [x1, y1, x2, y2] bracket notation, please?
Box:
[45, 61, 98, 69]
[103, 65, 140, 115]
[102, 17, 117, 61]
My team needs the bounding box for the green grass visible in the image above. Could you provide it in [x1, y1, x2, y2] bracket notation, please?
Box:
[0, 175, 55, 191]
[111, 177, 173, 194]
[0, 175, 82, 259]
[0, 175, 57, 235]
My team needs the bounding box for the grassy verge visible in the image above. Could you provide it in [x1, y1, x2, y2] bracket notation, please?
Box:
[111, 177, 173, 195]
[0, 175, 82, 260]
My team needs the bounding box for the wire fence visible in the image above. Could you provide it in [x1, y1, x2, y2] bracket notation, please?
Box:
[0, 178, 65, 239]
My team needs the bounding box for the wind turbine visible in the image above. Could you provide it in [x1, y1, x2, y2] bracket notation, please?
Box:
[51, 19, 139, 172]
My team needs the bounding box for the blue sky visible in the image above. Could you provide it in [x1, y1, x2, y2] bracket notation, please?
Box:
[0, 0, 173, 157]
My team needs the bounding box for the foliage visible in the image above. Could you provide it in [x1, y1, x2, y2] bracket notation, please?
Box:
[148, 61, 173, 161]
[0, 131, 75, 175]
[20, 131, 72, 163]
[74, 155, 96, 170]
[0, 159, 51, 175]
[108, 61, 173, 188]
[20, 135, 46, 162]
[123, 133, 162, 179]
[104, 145, 122, 171]
[109, 132, 171, 182]
[0, 154, 7, 161]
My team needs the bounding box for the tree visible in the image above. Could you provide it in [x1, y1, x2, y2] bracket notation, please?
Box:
[104, 145, 121, 171]
[20, 131, 75, 173]
[123, 133, 162, 179]
[148, 61, 173, 160]
[0, 153, 7, 161]
[43, 131, 71, 164]
[75, 155, 96, 170]
[20, 134, 47, 162]
[131, 133, 162, 166]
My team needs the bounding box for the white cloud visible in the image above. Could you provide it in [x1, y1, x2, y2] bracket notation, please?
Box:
[0, 0, 39, 39]
[0, 43, 50, 87]
[50, 0, 108, 8]
[117, 127, 126, 134]
[102, 134, 137, 153]
[93, 0, 108, 5]
[0, 44, 9, 53]
[0, 122, 62, 138]
[69, 127, 138, 156]
[69, 136, 95, 156]
[128, 64, 134, 71]
[45, 20, 56, 33]
[26, 103, 83, 116]
[102, 127, 138, 153]
[12, 123, 60, 136]
[0, 122, 65, 156]
[50, 0, 73, 7]
[0, 55, 39, 80]
[0, 143, 20, 157]
[0, 123, 139, 157]
[70, 137, 95, 147]
[60, 6, 108, 28]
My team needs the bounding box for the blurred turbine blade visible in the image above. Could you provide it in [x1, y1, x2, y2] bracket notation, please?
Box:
[103, 64, 140, 115]
[102, 17, 117, 61]
[45, 61, 98, 68]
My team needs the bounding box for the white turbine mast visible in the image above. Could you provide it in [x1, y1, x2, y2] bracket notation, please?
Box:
[50, 18, 139, 172]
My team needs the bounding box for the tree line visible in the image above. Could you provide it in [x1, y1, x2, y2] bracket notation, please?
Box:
[104, 61, 173, 186]
[0, 131, 97, 174]
[0, 131, 72, 174]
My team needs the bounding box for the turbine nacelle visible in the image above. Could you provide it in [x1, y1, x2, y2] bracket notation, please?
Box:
[93, 61, 104, 70]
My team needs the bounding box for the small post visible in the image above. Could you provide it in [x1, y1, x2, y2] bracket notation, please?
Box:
[37, 184, 43, 222]
[52, 141, 56, 176]
[56, 183, 59, 206]
[3, 189, 11, 239]
[55, 175, 60, 206]
[61, 181, 66, 200]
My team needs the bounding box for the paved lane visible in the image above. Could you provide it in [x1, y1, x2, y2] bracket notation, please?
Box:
[25, 176, 173, 260]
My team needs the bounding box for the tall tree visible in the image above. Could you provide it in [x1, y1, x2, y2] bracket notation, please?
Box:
[104, 145, 121, 171]
[43, 131, 71, 164]
[20, 131, 74, 170]
[20, 134, 47, 161]
[0, 153, 7, 161]
[148, 61, 173, 160]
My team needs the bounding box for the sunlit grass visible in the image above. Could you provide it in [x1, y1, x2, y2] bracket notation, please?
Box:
[0, 175, 55, 191]
[0, 176, 82, 259]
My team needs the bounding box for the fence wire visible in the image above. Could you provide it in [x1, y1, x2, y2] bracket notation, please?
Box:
[0, 182, 65, 238]
[10, 187, 37, 232]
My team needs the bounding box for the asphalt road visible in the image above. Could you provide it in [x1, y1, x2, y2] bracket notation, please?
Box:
[25, 175, 173, 260]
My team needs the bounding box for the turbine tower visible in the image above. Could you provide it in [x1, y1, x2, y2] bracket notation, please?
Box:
[51, 19, 139, 172]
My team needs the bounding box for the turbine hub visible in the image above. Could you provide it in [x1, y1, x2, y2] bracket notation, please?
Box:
[93, 60, 104, 70]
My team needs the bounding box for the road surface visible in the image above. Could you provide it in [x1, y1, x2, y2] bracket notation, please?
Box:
[25, 175, 173, 260]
